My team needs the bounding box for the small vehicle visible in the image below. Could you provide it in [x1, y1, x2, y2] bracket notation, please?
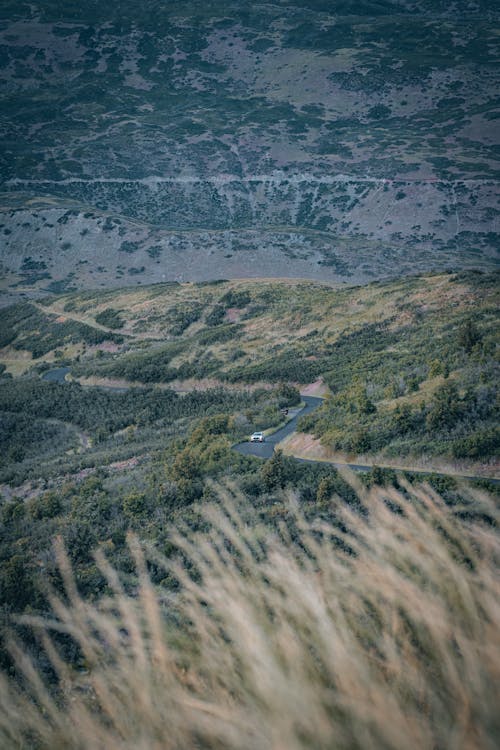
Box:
[250, 431, 265, 443]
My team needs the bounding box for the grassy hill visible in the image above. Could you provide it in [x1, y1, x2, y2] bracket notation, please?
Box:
[1, 270, 498, 480]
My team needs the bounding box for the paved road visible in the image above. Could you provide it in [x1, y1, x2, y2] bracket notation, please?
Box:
[233, 396, 499, 485]
[234, 396, 323, 459]
[42, 367, 71, 383]
[42, 367, 128, 392]
[41, 374, 497, 485]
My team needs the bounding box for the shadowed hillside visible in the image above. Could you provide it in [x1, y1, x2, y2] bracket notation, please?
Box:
[1, 0, 498, 299]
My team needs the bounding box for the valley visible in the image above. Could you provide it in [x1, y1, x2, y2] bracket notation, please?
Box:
[0, 3, 499, 747]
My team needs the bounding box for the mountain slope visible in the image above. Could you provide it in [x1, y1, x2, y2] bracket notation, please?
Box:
[1, 271, 498, 478]
[1, 0, 498, 298]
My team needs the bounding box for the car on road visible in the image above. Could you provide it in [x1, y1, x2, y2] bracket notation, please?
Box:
[250, 431, 265, 442]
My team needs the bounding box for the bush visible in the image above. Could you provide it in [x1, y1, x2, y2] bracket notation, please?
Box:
[205, 305, 227, 327]
[275, 382, 301, 407]
[452, 427, 500, 458]
[426, 381, 462, 430]
[224, 351, 321, 384]
[458, 318, 482, 353]
[219, 290, 251, 308]
[95, 309, 124, 329]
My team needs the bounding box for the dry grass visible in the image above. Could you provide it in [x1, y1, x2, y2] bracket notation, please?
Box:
[281, 433, 500, 480]
[1, 480, 499, 749]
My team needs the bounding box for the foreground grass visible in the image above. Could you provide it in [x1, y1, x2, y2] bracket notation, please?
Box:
[1, 479, 499, 749]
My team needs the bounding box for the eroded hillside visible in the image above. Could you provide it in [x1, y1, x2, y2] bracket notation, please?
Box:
[0, 0, 498, 298]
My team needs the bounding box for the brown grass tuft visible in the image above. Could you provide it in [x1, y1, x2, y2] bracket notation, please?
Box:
[1, 481, 499, 749]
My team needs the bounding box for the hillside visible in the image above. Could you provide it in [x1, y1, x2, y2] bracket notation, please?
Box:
[1, 3, 499, 745]
[1, 271, 498, 483]
[1, 0, 499, 300]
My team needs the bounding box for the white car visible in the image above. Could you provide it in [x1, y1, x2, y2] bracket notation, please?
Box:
[250, 431, 265, 442]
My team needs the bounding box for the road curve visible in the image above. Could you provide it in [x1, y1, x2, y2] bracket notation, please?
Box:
[233, 397, 499, 485]
[233, 396, 323, 460]
[41, 373, 498, 485]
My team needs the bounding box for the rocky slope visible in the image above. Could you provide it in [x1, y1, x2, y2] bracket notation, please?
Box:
[0, 1, 498, 299]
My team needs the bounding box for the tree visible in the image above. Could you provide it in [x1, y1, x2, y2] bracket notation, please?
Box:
[123, 492, 147, 519]
[428, 359, 443, 377]
[350, 430, 371, 454]
[28, 491, 62, 520]
[316, 476, 338, 504]
[261, 450, 288, 490]
[171, 448, 201, 482]
[458, 319, 482, 353]
[352, 384, 376, 414]
[0, 555, 35, 610]
[391, 403, 414, 435]
[426, 382, 462, 430]
[276, 383, 301, 407]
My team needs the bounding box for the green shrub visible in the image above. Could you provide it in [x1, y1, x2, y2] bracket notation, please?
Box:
[95, 309, 124, 329]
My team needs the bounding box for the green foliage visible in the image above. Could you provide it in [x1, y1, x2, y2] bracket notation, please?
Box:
[2, 274, 497, 468]
[166, 303, 203, 335]
[123, 492, 147, 519]
[428, 359, 444, 377]
[452, 427, 500, 459]
[0, 555, 36, 611]
[354, 386, 376, 415]
[295, 292, 498, 460]
[171, 448, 202, 482]
[0, 302, 123, 358]
[0, 412, 79, 467]
[0, 303, 36, 348]
[458, 318, 483, 353]
[0, 273, 497, 642]
[350, 429, 372, 454]
[390, 403, 422, 435]
[76, 341, 205, 383]
[261, 449, 292, 490]
[119, 240, 139, 254]
[219, 290, 251, 308]
[426, 382, 462, 430]
[27, 491, 62, 520]
[275, 382, 301, 407]
[94, 309, 124, 329]
[205, 305, 226, 327]
[0, 378, 259, 448]
[316, 476, 338, 504]
[196, 323, 243, 346]
[224, 350, 322, 384]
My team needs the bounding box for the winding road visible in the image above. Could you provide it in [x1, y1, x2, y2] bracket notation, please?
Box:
[234, 396, 499, 485]
[234, 396, 323, 460]
[42, 370, 498, 484]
